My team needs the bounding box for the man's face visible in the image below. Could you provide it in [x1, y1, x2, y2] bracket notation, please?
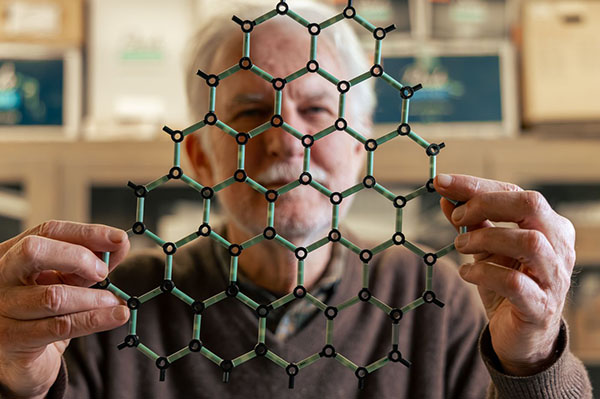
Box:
[188, 22, 368, 240]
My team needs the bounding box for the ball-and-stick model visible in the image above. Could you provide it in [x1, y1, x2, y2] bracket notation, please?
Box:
[93, 0, 463, 389]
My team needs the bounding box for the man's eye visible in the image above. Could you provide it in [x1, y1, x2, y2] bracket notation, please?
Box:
[303, 106, 329, 115]
[234, 108, 270, 119]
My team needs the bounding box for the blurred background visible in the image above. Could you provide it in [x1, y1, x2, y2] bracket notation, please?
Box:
[0, 0, 599, 389]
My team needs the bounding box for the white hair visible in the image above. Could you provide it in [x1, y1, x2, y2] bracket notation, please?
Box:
[184, 0, 376, 135]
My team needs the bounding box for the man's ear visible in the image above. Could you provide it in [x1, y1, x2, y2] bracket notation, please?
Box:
[184, 133, 215, 186]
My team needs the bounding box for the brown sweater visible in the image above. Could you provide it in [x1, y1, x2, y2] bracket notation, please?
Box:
[44, 233, 590, 399]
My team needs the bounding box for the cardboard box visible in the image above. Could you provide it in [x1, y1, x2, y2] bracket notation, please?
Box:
[0, 0, 83, 46]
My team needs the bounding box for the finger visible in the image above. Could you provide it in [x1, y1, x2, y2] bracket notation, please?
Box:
[434, 174, 523, 203]
[459, 261, 547, 322]
[440, 197, 493, 232]
[0, 285, 122, 320]
[455, 227, 559, 286]
[0, 236, 109, 287]
[0, 221, 129, 270]
[0, 306, 129, 350]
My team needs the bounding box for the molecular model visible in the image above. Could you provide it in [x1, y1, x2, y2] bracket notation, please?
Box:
[93, 0, 464, 390]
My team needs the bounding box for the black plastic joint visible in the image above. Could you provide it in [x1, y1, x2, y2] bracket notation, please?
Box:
[299, 172, 312, 185]
[271, 114, 283, 127]
[254, 343, 268, 357]
[397, 123, 411, 136]
[265, 189, 278, 202]
[160, 279, 175, 293]
[392, 232, 406, 245]
[94, 278, 110, 289]
[358, 288, 372, 302]
[308, 23, 321, 36]
[128, 181, 148, 198]
[306, 60, 319, 73]
[132, 221, 146, 235]
[324, 306, 338, 320]
[162, 242, 177, 255]
[272, 77, 287, 91]
[426, 142, 445, 156]
[163, 126, 184, 143]
[330, 192, 342, 205]
[359, 249, 373, 263]
[276, 1, 289, 15]
[127, 296, 140, 310]
[426, 178, 436, 193]
[328, 229, 341, 242]
[204, 112, 217, 125]
[370, 64, 383, 77]
[191, 300, 205, 314]
[220, 359, 233, 383]
[301, 135, 314, 148]
[189, 339, 202, 352]
[236, 132, 249, 145]
[363, 175, 376, 188]
[423, 290, 445, 308]
[400, 84, 423, 99]
[393, 195, 407, 208]
[335, 118, 347, 131]
[263, 226, 276, 240]
[197, 70, 219, 87]
[234, 169, 247, 182]
[117, 334, 139, 350]
[343, 6, 356, 19]
[232, 15, 254, 33]
[293, 285, 307, 298]
[320, 344, 336, 358]
[337, 80, 350, 93]
[373, 27, 386, 40]
[228, 244, 242, 257]
[156, 356, 170, 382]
[239, 57, 252, 70]
[197, 223, 211, 237]
[294, 247, 308, 260]
[226, 283, 240, 297]
[201, 186, 214, 199]
[256, 304, 271, 318]
[168, 166, 183, 180]
[364, 139, 378, 151]
[388, 349, 411, 367]
[389, 308, 403, 323]
[355, 367, 368, 390]
[423, 253, 437, 266]
[286, 364, 299, 389]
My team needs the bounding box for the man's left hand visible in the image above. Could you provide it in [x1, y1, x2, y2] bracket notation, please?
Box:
[434, 174, 576, 376]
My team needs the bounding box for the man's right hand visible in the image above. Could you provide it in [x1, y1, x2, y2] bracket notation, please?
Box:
[0, 220, 130, 399]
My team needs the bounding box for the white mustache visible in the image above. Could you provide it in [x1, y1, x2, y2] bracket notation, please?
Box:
[255, 162, 328, 185]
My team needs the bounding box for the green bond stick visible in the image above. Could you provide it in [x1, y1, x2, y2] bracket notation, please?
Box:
[176, 231, 199, 248]
[335, 353, 358, 371]
[345, 126, 367, 144]
[200, 346, 223, 366]
[405, 186, 428, 201]
[337, 296, 360, 311]
[181, 174, 204, 193]
[102, 252, 110, 265]
[362, 263, 369, 287]
[209, 230, 231, 249]
[426, 265, 433, 291]
[341, 182, 363, 198]
[460, 225, 468, 234]
[297, 352, 321, 369]
[303, 148, 311, 172]
[241, 233, 264, 250]
[338, 93, 346, 118]
[278, 179, 300, 194]
[403, 240, 426, 257]
[129, 309, 138, 334]
[305, 293, 327, 311]
[233, 350, 256, 367]
[164, 255, 173, 280]
[213, 176, 235, 192]
[376, 130, 397, 146]
[396, 208, 403, 232]
[254, 9, 277, 26]
[136, 197, 144, 222]
[137, 343, 159, 361]
[309, 179, 332, 197]
[307, 237, 329, 253]
[436, 242, 455, 258]
[401, 98, 409, 124]
[209, 87, 216, 112]
[229, 256, 238, 282]
[332, 204, 339, 229]
[243, 33, 250, 58]
[349, 71, 371, 87]
[392, 323, 400, 346]
[204, 291, 227, 308]
[275, 91, 282, 115]
[339, 237, 361, 254]
[274, 234, 296, 251]
[146, 175, 169, 192]
[245, 177, 267, 194]
[236, 292, 259, 310]
[366, 152, 374, 176]
[381, 72, 403, 92]
[287, 9, 310, 26]
[168, 347, 191, 364]
[182, 120, 206, 137]
[375, 40, 383, 65]
[267, 202, 275, 226]
[173, 143, 181, 167]
[238, 145, 245, 169]
[401, 297, 425, 314]
[313, 125, 335, 141]
[193, 314, 201, 340]
[317, 68, 339, 85]
[373, 183, 395, 202]
[218, 64, 241, 80]
[215, 120, 238, 138]
[354, 13, 376, 31]
[265, 350, 289, 368]
[250, 65, 274, 82]
[172, 287, 194, 306]
[258, 317, 266, 343]
[297, 260, 304, 285]
[107, 283, 130, 302]
[369, 295, 393, 314]
[371, 239, 393, 256]
[366, 356, 389, 374]
[270, 293, 295, 310]
[249, 121, 271, 138]
[282, 123, 304, 140]
[139, 287, 162, 304]
[310, 35, 317, 60]
[326, 319, 334, 344]
[286, 67, 307, 83]
[320, 13, 344, 29]
[144, 229, 165, 246]
[203, 199, 211, 223]
[408, 131, 430, 149]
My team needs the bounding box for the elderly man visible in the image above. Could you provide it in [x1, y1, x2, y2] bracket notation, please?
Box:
[0, 1, 592, 398]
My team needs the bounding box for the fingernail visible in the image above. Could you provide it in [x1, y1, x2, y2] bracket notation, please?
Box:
[455, 233, 469, 248]
[112, 306, 130, 321]
[109, 229, 126, 244]
[436, 174, 452, 188]
[96, 259, 108, 279]
[459, 263, 472, 278]
[452, 205, 466, 222]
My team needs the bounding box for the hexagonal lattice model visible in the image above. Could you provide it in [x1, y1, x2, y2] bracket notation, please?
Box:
[93, 0, 466, 390]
